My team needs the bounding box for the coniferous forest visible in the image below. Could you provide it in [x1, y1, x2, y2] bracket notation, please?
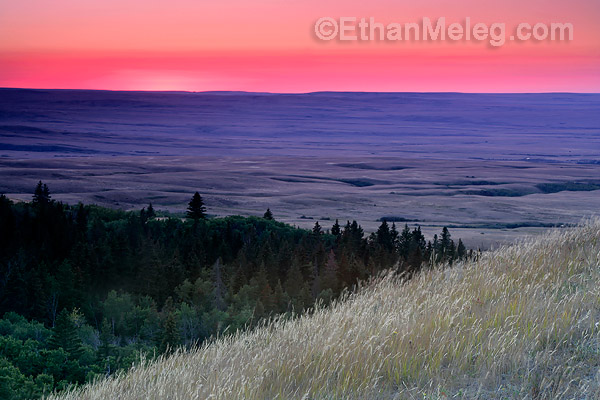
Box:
[0, 182, 468, 399]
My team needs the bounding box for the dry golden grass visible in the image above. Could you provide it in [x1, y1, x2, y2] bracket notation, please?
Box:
[51, 221, 600, 399]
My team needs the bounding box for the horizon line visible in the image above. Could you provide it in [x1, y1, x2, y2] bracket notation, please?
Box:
[1, 87, 599, 96]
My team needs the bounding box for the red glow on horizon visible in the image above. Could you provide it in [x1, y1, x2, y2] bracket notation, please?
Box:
[0, 0, 599, 92]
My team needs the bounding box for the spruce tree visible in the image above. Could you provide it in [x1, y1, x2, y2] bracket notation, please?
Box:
[98, 318, 114, 359]
[390, 223, 399, 248]
[32, 181, 51, 205]
[75, 203, 88, 233]
[140, 207, 148, 223]
[285, 260, 304, 300]
[310, 262, 322, 299]
[212, 258, 226, 311]
[147, 203, 156, 219]
[349, 221, 364, 247]
[448, 239, 456, 262]
[331, 219, 341, 237]
[263, 208, 274, 220]
[48, 309, 83, 359]
[376, 220, 392, 251]
[160, 311, 179, 354]
[411, 226, 426, 251]
[255, 263, 274, 312]
[399, 224, 412, 258]
[321, 250, 339, 293]
[312, 221, 322, 235]
[254, 300, 266, 320]
[186, 192, 207, 221]
[273, 279, 288, 313]
[457, 239, 466, 259]
[440, 227, 452, 261]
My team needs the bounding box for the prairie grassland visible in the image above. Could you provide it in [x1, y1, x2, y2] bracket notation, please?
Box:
[52, 221, 600, 399]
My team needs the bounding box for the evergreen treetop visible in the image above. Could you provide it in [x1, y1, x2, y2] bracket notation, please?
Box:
[47, 309, 83, 359]
[32, 181, 51, 205]
[147, 203, 156, 219]
[331, 219, 341, 236]
[186, 192, 207, 221]
[263, 208, 274, 220]
[312, 221, 322, 235]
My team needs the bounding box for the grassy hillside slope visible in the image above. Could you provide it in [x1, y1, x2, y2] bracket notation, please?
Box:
[52, 221, 600, 399]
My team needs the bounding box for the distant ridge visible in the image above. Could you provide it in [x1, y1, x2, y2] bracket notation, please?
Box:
[1, 87, 598, 95]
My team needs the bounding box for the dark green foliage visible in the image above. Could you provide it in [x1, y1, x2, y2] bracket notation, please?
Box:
[461, 188, 535, 197]
[536, 181, 600, 194]
[47, 310, 83, 359]
[0, 185, 468, 400]
[159, 299, 179, 354]
[98, 318, 114, 359]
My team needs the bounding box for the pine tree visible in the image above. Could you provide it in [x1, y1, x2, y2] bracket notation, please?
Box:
[411, 226, 426, 251]
[312, 221, 322, 235]
[255, 263, 274, 312]
[258, 241, 276, 278]
[342, 220, 351, 238]
[285, 260, 304, 300]
[399, 224, 412, 258]
[321, 250, 339, 293]
[448, 239, 456, 262]
[27, 267, 46, 319]
[299, 283, 313, 311]
[98, 318, 114, 359]
[331, 219, 341, 237]
[407, 246, 424, 272]
[254, 300, 265, 320]
[147, 203, 156, 219]
[47, 309, 83, 359]
[56, 260, 78, 311]
[0, 195, 15, 251]
[336, 252, 351, 286]
[160, 311, 179, 354]
[376, 220, 392, 251]
[140, 207, 148, 223]
[212, 258, 226, 311]
[310, 263, 322, 299]
[186, 192, 207, 221]
[457, 239, 466, 259]
[272, 279, 288, 313]
[263, 208, 274, 220]
[32, 181, 51, 205]
[440, 227, 452, 261]
[390, 223, 399, 248]
[349, 221, 364, 245]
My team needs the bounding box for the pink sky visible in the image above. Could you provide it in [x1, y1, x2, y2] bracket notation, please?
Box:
[1, 0, 599, 92]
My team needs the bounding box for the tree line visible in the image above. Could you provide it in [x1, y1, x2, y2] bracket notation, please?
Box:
[0, 182, 470, 399]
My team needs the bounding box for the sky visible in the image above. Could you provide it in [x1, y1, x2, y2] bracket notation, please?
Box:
[0, 0, 599, 92]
